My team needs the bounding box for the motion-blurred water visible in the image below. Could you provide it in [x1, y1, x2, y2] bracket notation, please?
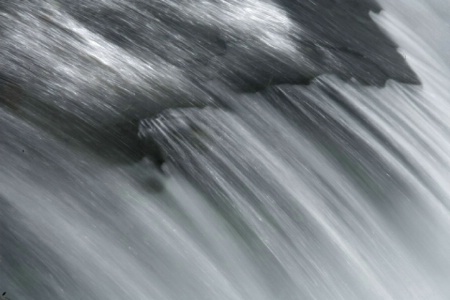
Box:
[1, 0, 450, 299]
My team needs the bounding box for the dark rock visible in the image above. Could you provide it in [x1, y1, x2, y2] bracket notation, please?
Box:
[0, 0, 420, 166]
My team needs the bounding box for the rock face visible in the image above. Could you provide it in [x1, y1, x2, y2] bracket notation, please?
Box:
[55, 0, 419, 91]
[274, 0, 418, 86]
[0, 0, 419, 163]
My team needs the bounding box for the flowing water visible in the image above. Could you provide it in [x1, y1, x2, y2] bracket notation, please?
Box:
[1, 0, 450, 299]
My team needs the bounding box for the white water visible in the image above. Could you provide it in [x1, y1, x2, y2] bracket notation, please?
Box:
[1, 1, 450, 299]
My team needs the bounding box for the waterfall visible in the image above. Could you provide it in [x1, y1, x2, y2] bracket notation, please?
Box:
[1, 0, 450, 299]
